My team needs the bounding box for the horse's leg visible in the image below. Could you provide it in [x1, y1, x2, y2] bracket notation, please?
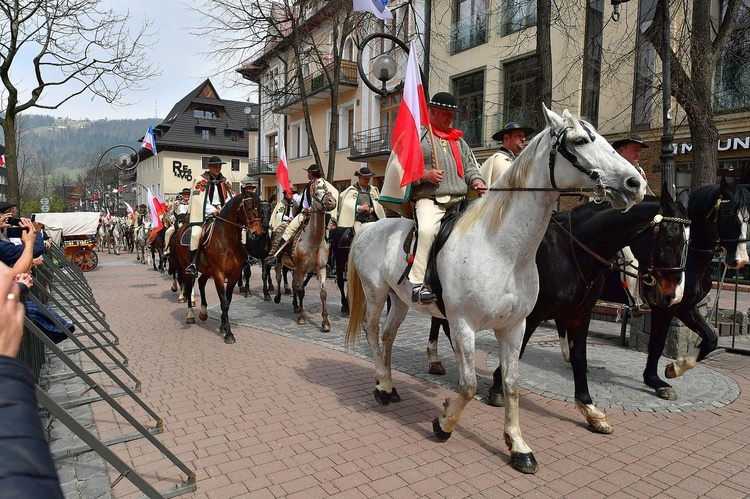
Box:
[284, 267, 292, 294]
[666, 305, 718, 380]
[317, 268, 330, 332]
[367, 291, 407, 405]
[273, 264, 283, 304]
[152, 248, 158, 271]
[185, 273, 196, 324]
[554, 318, 570, 363]
[198, 273, 210, 321]
[294, 272, 306, 324]
[643, 308, 677, 400]
[488, 316, 541, 407]
[427, 318, 448, 375]
[487, 320, 537, 474]
[261, 262, 271, 301]
[566, 316, 613, 434]
[336, 249, 349, 316]
[216, 272, 237, 344]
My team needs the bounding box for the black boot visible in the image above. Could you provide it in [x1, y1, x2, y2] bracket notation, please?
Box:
[185, 250, 199, 276]
[266, 238, 286, 266]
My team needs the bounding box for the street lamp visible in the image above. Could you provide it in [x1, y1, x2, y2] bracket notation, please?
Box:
[356, 33, 411, 97]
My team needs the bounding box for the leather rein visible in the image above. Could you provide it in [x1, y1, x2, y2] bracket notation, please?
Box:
[695, 198, 750, 254]
[552, 211, 691, 291]
[212, 196, 262, 231]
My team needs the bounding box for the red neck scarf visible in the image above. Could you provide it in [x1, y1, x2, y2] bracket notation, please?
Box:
[431, 127, 464, 177]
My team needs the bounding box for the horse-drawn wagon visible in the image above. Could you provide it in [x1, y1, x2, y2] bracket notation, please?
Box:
[34, 212, 101, 272]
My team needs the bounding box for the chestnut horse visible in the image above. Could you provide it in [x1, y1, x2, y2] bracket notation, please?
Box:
[174, 191, 264, 344]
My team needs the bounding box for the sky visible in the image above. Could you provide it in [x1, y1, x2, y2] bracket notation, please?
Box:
[28, 1, 253, 121]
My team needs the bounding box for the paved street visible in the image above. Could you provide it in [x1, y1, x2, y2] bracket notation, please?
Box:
[53, 251, 750, 498]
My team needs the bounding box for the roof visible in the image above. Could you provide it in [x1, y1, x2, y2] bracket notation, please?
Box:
[144, 79, 259, 155]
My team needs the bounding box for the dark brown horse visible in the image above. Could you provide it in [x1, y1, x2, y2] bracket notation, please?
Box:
[174, 191, 264, 343]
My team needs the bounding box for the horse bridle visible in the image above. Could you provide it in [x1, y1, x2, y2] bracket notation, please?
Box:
[309, 184, 335, 214]
[482, 122, 606, 201]
[701, 198, 750, 252]
[555, 210, 691, 290]
[213, 196, 263, 232]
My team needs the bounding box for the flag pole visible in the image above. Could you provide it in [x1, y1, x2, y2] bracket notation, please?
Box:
[427, 124, 441, 172]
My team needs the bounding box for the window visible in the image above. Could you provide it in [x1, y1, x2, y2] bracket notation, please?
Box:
[715, 1, 750, 113]
[502, 0, 537, 36]
[337, 102, 356, 149]
[291, 121, 309, 158]
[632, 0, 656, 130]
[231, 182, 240, 193]
[453, 71, 485, 147]
[194, 108, 218, 119]
[201, 129, 210, 140]
[230, 131, 241, 142]
[451, 0, 488, 54]
[202, 156, 211, 170]
[268, 134, 278, 162]
[581, 0, 604, 127]
[504, 56, 541, 129]
[231, 159, 240, 172]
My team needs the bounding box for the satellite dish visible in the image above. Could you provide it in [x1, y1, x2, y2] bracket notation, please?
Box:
[118, 153, 131, 167]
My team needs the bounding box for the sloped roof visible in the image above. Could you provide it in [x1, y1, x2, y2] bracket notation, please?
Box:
[146, 79, 258, 155]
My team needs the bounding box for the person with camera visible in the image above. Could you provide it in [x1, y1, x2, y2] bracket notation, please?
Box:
[0, 208, 44, 274]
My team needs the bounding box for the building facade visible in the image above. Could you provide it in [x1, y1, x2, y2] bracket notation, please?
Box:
[135, 79, 259, 206]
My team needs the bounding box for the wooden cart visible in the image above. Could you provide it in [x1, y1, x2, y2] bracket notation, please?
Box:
[34, 212, 101, 272]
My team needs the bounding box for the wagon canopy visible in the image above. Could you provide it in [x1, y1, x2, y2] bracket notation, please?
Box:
[34, 212, 100, 245]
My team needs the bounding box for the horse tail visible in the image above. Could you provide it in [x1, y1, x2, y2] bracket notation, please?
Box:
[345, 248, 365, 349]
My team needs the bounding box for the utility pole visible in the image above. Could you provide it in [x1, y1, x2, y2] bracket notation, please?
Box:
[660, 0, 676, 197]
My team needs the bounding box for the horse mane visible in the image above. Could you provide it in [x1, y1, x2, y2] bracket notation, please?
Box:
[455, 127, 547, 233]
[688, 181, 750, 221]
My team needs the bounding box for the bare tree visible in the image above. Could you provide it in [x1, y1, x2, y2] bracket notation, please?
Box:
[0, 1, 159, 205]
[195, 0, 370, 180]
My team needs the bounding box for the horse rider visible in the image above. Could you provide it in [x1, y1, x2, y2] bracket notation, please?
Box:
[163, 187, 191, 257]
[185, 156, 233, 276]
[393, 91, 486, 304]
[613, 135, 654, 315]
[480, 122, 535, 186]
[337, 166, 385, 235]
[266, 164, 338, 266]
[135, 204, 148, 228]
[270, 189, 295, 230]
[238, 176, 259, 246]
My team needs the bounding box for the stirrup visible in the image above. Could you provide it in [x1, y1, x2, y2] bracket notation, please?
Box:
[185, 262, 198, 276]
[412, 284, 436, 304]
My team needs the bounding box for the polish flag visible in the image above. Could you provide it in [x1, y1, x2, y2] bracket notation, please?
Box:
[0, 154, 5, 167]
[106, 209, 112, 221]
[392, 41, 429, 187]
[276, 133, 292, 195]
[146, 188, 164, 231]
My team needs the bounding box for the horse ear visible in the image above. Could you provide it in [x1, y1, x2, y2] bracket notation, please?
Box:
[660, 183, 678, 211]
[542, 103, 563, 128]
[676, 187, 689, 211]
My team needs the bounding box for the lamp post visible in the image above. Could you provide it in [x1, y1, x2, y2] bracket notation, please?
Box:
[356, 33, 411, 98]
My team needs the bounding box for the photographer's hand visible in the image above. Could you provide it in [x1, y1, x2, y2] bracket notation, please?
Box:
[0, 263, 24, 358]
[20, 220, 37, 246]
[0, 213, 10, 229]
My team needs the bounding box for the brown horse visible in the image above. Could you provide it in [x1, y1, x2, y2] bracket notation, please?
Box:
[272, 178, 337, 331]
[174, 191, 264, 344]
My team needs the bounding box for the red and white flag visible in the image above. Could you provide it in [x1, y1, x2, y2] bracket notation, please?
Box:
[146, 188, 164, 231]
[142, 126, 157, 154]
[392, 41, 429, 187]
[276, 133, 292, 194]
[124, 201, 135, 215]
[0, 154, 5, 167]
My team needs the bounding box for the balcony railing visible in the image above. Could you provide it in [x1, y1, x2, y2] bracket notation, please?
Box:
[450, 16, 488, 54]
[350, 125, 392, 159]
[271, 59, 359, 113]
[247, 156, 278, 176]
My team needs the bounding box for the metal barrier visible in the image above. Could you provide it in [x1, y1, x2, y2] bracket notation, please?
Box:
[24, 243, 196, 497]
[711, 255, 750, 355]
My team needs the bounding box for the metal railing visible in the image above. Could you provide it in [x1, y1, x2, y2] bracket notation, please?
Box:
[248, 156, 278, 176]
[271, 60, 359, 111]
[350, 125, 392, 158]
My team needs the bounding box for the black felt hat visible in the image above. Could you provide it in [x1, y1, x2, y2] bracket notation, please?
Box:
[612, 135, 650, 150]
[207, 155, 226, 165]
[305, 164, 323, 177]
[492, 122, 535, 142]
[428, 92, 459, 110]
[181, 188, 191, 195]
[354, 167, 374, 177]
[0, 201, 16, 213]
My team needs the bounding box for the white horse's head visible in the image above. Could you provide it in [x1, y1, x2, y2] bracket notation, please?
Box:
[311, 178, 337, 212]
[541, 104, 645, 211]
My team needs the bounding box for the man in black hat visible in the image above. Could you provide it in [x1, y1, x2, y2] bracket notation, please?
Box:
[163, 187, 191, 257]
[186, 156, 233, 275]
[404, 91, 486, 304]
[337, 167, 385, 233]
[612, 136, 654, 196]
[480, 122, 535, 186]
[266, 164, 338, 265]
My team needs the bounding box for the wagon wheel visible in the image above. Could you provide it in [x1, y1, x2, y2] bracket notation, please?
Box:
[72, 248, 98, 272]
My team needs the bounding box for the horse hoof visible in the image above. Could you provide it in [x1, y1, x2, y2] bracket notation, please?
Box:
[199, 312, 208, 321]
[186, 317, 195, 325]
[171, 283, 178, 292]
[224, 334, 236, 344]
[263, 295, 271, 302]
[432, 418, 452, 442]
[274, 295, 281, 304]
[390, 388, 401, 403]
[510, 452, 538, 474]
[340, 308, 349, 317]
[321, 323, 331, 332]
[587, 417, 614, 434]
[664, 363, 677, 379]
[428, 362, 446, 375]
[238, 286, 246, 293]
[486, 389, 504, 407]
[373, 389, 392, 406]
[178, 297, 186, 303]
[297, 318, 306, 325]
[655, 386, 677, 401]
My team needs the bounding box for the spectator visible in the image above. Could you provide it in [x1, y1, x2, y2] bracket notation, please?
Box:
[0, 216, 44, 274]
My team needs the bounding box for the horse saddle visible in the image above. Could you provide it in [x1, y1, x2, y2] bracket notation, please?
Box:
[271, 217, 310, 258]
[179, 221, 216, 248]
[417, 199, 476, 314]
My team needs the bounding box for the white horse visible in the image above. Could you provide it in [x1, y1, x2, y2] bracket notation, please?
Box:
[345, 106, 645, 474]
[135, 220, 151, 265]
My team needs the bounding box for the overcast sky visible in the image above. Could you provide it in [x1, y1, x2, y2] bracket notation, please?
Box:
[39, 1, 252, 121]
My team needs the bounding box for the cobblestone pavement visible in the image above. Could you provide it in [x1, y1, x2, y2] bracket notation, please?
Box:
[52, 251, 750, 498]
